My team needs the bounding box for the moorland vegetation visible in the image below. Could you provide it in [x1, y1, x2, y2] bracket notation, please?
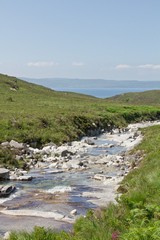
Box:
[0, 74, 160, 146]
[0, 74, 160, 239]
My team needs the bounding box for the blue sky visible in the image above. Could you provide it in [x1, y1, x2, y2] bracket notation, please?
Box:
[0, 0, 160, 80]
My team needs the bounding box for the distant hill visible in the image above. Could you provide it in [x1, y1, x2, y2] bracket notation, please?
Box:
[107, 90, 160, 105]
[21, 77, 160, 90]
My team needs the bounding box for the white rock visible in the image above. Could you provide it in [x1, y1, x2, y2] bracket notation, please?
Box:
[70, 209, 77, 216]
[48, 162, 58, 168]
[93, 174, 107, 181]
[67, 159, 82, 169]
[43, 156, 58, 162]
[96, 157, 108, 164]
[3, 231, 11, 240]
[35, 162, 47, 169]
[1, 142, 9, 147]
[9, 174, 18, 180]
[61, 162, 72, 170]
[9, 140, 24, 149]
[46, 170, 64, 174]
[17, 176, 32, 181]
[41, 146, 53, 154]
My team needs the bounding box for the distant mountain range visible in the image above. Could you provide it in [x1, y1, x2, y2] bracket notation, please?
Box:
[21, 78, 160, 90]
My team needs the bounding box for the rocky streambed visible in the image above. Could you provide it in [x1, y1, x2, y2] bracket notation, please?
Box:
[0, 121, 160, 237]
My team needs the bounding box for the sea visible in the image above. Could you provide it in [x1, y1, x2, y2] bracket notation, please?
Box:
[53, 87, 160, 98]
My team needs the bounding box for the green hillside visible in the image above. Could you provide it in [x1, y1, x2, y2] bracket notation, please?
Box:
[107, 90, 160, 105]
[0, 74, 160, 145]
[1, 74, 160, 239]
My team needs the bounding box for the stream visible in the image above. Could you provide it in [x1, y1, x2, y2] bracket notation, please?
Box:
[0, 121, 159, 236]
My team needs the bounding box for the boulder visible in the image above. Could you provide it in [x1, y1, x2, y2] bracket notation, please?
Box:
[61, 162, 72, 170]
[84, 138, 95, 145]
[0, 168, 10, 180]
[9, 140, 24, 149]
[61, 150, 74, 157]
[67, 159, 83, 169]
[41, 146, 53, 155]
[1, 141, 9, 147]
[0, 185, 15, 197]
[34, 162, 47, 169]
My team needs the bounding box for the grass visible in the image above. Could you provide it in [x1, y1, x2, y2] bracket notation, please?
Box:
[6, 125, 160, 240]
[0, 74, 160, 238]
[0, 74, 160, 148]
[107, 89, 160, 105]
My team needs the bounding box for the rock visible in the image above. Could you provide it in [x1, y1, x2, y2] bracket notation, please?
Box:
[48, 162, 58, 168]
[0, 185, 15, 197]
[41, 146, 53, 155]
[61, 162, 72, 170]
[120, 166, 125, 171]
[17, 176, 33, 181]
[108, 144, 115, 148]
[67, 159, 82, 169]
[9, 170, 32, 181]
[45, 157, 57, 162]
[70, 209, 77, 216]
[93, 174, 107, 181]
[1, 141, 9, 147]
[61, 150, 73, 157]
[0, 168, 10, 180]
[46, 170, 64, 174]
[9, 140, 24, 149]
[9, 174, 18, 180]
[15, 155, 24, 161]
[84, 138, 95, 145]
[35, 162, 47, 169]
[28, 147, 41, 155]
[96, 157, 108, 164]
[3, 231, 11, 240]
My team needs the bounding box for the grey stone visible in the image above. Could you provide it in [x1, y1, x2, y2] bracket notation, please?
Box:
[9, 140, 24, 149]
[61, 150, 73, 157]
[1, 142, 9, 147]
[0, 168, 10, 180]
[84, 138, 95, 145]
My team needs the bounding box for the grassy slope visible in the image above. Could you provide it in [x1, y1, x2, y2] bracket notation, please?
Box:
[0, 74, 160, 146]
[1, 74, 160, 239]
[7, 125, 160, 240]
[107, 90, 160, 105]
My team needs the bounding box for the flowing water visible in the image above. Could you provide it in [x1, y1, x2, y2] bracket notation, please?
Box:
[0, 131, 134, 235]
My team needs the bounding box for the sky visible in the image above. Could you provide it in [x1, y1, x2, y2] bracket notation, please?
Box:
[0, 0, 160, 81]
